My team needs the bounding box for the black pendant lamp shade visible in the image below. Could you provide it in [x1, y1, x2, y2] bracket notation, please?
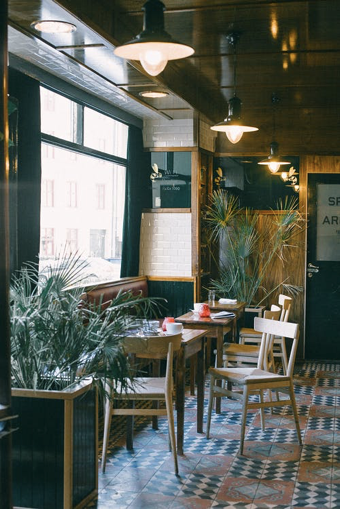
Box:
[211, 31, 258, 143]
[258, 94, 290, 173]
[211, 95, 258, 144]
[258, 141, 290, 173]
[114, 0, 194, 76]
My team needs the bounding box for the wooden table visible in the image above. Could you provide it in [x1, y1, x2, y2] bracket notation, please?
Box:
[204, 300, 247, 341]
[130, 328, 207, 456]
[175, 312, 236, 413]
[175, 329, 207, 455]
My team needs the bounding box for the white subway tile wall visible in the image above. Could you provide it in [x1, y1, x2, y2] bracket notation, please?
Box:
[143, 116, 197, 148]
[143, 114, 216, 151]
[199, 118, 217, 152]
[139, 213, 192, 277]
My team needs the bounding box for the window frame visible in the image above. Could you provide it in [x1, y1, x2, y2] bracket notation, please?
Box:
[40, 85, 128, 167]
[39, 85, 129, 275]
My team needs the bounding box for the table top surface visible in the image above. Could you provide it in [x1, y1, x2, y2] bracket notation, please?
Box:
[181, 328, 208, 344]
[125, 328, 207, 343]
[175, 311, 235, 326]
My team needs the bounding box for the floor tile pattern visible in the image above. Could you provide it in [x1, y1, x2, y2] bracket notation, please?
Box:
[86, 362, 340, 508]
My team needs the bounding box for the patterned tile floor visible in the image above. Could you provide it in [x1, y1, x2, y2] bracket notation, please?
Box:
[85, 362, 340, 508]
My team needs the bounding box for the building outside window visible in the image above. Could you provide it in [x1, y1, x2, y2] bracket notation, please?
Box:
[40, 87, 128, 282]
[42, 179, 54, 207]
[96, 184, 105, 210]
[41, 228, 55, 256]
[66, 228, 78, 253]
[66, 181, 78, 208]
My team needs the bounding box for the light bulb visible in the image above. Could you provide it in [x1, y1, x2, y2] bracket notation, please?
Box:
[268, 162, 281, 173]
[294, 184, 300, 192]
[281, 171, 288, 181]
[140, 49, 167, 76]
[225, 126, 244, 144]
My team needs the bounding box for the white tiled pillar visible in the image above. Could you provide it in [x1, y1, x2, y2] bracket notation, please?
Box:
[139, 212, 192, 277]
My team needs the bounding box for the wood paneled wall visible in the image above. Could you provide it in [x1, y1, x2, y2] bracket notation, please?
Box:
[243, 155, 340, 359]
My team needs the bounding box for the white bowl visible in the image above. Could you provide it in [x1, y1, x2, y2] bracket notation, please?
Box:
[166, 322, 183, 334]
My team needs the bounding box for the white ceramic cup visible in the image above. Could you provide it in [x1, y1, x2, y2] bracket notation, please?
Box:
[166, 322, 183, 334]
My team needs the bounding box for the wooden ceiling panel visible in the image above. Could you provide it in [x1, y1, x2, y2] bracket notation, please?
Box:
[7, 0, 340, 150]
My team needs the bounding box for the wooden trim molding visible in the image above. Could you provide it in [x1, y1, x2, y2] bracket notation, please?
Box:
[147, 276, 195, 282]
[142, 208, 191, 213]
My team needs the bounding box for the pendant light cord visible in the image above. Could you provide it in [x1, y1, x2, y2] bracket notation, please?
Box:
[233, 44, 237, 96]
[271, 92, 279, 143]
[227, 30, 240, 98]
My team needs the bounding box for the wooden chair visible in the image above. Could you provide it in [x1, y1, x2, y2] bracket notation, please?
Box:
[206, 317, 302, 455]
[101, 333, 182, 474]
[239, 294, 293, 373]
[219, 306, 281, 370]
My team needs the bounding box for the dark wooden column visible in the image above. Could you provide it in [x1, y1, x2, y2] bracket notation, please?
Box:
[0, 1, 13, 507]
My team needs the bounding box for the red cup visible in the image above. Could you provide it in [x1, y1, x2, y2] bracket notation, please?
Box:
[162, 317, 175, 331]
[199, 303, 211, 318]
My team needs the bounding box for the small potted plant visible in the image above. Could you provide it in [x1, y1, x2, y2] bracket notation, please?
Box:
[10, 252, 159, 509]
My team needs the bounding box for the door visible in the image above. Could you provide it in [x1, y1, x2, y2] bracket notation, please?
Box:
[306, 173, 340, 359]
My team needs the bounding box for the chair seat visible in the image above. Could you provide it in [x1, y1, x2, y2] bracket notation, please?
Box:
[115, 377, 167, 398]
[209, 366, 291, 385]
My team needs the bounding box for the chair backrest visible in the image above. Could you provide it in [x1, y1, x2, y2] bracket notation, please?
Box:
[254, 317, 299, 377]
[122, 333, 182, 359]
[278, 294, 292, 322]
[122, 333, 182, 393]
[264, 307, 281, 320]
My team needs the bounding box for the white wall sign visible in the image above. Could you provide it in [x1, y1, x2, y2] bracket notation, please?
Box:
[316, 184, 340, 261]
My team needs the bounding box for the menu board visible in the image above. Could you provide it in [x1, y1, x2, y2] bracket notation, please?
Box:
[316, 183, 340, 261]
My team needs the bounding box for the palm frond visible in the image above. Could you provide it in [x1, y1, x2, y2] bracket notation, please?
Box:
[10, 253, 161, 392]
[205, 190, 306, 305]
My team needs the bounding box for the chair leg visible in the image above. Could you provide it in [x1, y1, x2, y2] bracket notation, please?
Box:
[240, 385, 250, 455]
[206, 373, 215, 439]
[101, 388, 113, 473]
[289, 382, 302, 445]
[280, 339, 289, 375]
[259, 389, 265, 430]
[165, 393, 179, 475]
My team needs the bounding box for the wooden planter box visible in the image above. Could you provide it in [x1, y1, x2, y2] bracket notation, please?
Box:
[12, 381, 98, 509]
[244, 305, 266, 328]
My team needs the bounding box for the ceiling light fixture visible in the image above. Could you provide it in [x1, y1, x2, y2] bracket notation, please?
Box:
[114, 0, 195, 77]
[139, 90, 169, 98]
[31, 20, 77, 34]
[258, 93, 290, 173]
[210, 31, 258, 144]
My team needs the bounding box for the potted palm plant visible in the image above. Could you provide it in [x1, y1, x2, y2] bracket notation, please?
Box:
[204, 189, 305, 325]
[10, 252, 159, 509]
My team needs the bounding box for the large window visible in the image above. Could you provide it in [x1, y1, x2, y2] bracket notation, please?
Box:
[40, 87, 128, 282]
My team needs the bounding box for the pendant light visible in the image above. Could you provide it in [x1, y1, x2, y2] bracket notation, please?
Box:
[258, 93, 290, 173]
[211, 31, 258, 143]
[114, 0, 194, 76]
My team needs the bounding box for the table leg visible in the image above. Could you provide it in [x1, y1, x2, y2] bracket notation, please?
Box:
[196, 338, 205, 433]
[215, 330, 224, 414]
[126, 401, 135, 450]
[175, 347, 185, 455]
[152, 359, 160, 429]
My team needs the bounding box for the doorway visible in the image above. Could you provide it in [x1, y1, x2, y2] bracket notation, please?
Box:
[305, 173, 340, 359]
